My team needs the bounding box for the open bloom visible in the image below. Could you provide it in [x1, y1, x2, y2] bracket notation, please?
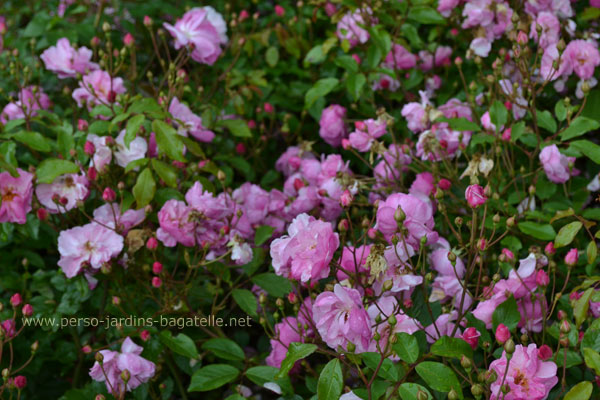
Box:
[89, 337, 155, 394]
[270, 213, 339, 283]
[0, 169, 34, 224]
[1, 86, 51, 123]
[564, 40, 600, 80]
[35, 173, 89, 213]
[169, 97, 215, 142]
[163, 7, 226, 65]
[539, 144, 574, 184]
[265, 317, 302, 368]
[313, 284, 371, 352]
[72, 70, 126, 109]
[336, 9, 371, 47]
[40, 38, 98, 78]
[319, 104, 347, 147]
[489, 344, 558, 400]
[57, 223, 124, 278]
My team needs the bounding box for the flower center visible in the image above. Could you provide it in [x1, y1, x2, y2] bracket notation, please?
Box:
[513, 369, 529, 390]
[2, 188, 16, 202]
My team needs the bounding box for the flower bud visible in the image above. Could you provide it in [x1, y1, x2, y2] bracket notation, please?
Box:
[495, 323, 510, 344]
[152, 277, 162, 288]
[394, 207, 406, 223]
[461, 355, 472, 370]
[471, 383, 484, 397]
[152, 261, 163, 274]
[22, 304, 33, 316]
[10, 294, 22, 307]
[536, 269, 549, 286]
[84, 140, 95, 156]
[13, 376, 26, 389]
[140, 330, 151, 342]
[544, 242, 556, 256]
[506, 217, 515, 227]
[95, 352, 104, 363]
[560, 320, 571, 334]
[123, 33, 134, 47]
[538, 344, 552, 360]
[146, 237, 158, 250]
[102, 187, 116, 202]
[87, 166, 97, 181]
[120, 369, 130, 383]
[504, 338, 515, 354]
[143, 16, 153, 27]
[31, 341, 39, 352]
[438, 178, 451, 190]
[565, 248, 578, 267]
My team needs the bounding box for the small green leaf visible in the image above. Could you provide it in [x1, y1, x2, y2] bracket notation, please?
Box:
[511, 121, 526, 142]
[574, 288, 594, 328]
[201, 338, 245, 361]
[560, 116, 600, 140]
[152, 119, 185, 162]
[536, 110, 557, 133]
[36, 159, 79, 184]
[492, 296, 521, 331]
[304, 45, 325, 64]
[317, 359, 343, 400]
[398, 383, 433, 400]
[254, 225, 275, 246]
[407, 6, 446, 24]
[220, 119, 252, 138]
[266, 46, 279, 67]
[564, 381, 593, 400]
[277, 342, 317, 378]
[583, 347, 600, 375]
[305, 78, 338, 108]
[132, 168, 156, 208]
[189, 364, 239, 392]
[362, 353, 398, 381]
[490, 101, 508, 131]
[151, 159, 177, 188]
[431, 336, 473, 359]
[334, 55, 359, 73]
[518, 221, 556, 240]
[587, 241, 597, 264]
[14, 131, 51, 152]
[415, 362, 463, 398]
[554, 221, 583, 248]
[159, 331, 199, 359]
[555, 100, 567, 122]
[251, 273, 292, 297]
[346, 73, 366, 101]
[392, 332, 419, 363]
[125, 114, 145, 148]
[129, 97, 164, 117]
[569, 140, 600, 164]
[232, 289, 258, 317]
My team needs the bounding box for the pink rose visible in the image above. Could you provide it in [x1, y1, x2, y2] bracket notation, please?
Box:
[35, 174, 89, 214]
[40, 38, 98, 79]
[0, 169, 34, 224]
[465, 184, 487, 208]
[539, 144, 573, 184]
[319, 104, 347, 147]
[72, 70, 126, 110]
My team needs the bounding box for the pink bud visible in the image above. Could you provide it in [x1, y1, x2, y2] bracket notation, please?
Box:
[367, 228, 377, 239]
[152, 261, 163, 275]
[248, 120, 256, 129]
[143, 16, 152, 27]
[461, 327, 480, 350]
[146, 237, 158, 250]
[504, 101, 512, 111]
[264, 102, 274, 113]
[239, 10, 250, 21]
[293, 178, 304, 191]
[87, 166, 97, 181]
[351, 54, 361, 64]
[501, 128, 511, 142]
[451, 28, 459, 36]
[340, 190, 353, 207]
[152, 277, 162, 288]
[536, 269, 549, 286]
[557, 310, 567, 320]
[438, 179, 451, 190]
[102, 187, 116, 202]
[354, 121, 366, 131]
[107, 90, 117, 103]
[477, 238, 487, 251]
[517, 31, 528, 45]
[112, 296, 120, 305]
[495, 323, 510, 344]
[123, 33, 134, 47]
[235, 143, 246, 155]
[454, 57, 463, 65]
[10, 294, 22, 307]
[324, 2, 337, 16]
[565, 248, 578, 266]
[275, 5, 285, 16]
[91, 36, 101, 47]
[287, 292, 297, 303]
[538, 344, 552, 360]
[22, 304, 33, 316]
[78, 119, 89, 132]
[84, 140, 95, 156]
[37, 208, 49, 221]
[465, 184, 487, 208]
[545, 242, 556, 256]
[13, 376, 26, 390]
[341, 138, 351, 150]
[81, 345, 92, 354]
[501, 248, 514, 261]
[140, 330, 151, 341]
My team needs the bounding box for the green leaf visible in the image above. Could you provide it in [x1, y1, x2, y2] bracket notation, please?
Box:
[346, 73, 366, 101]
[362, 353, 398, 381]
[431, 336, 473, 359]
[159, 331, 199, 359]
[277, 342, 317, 378]
[554, 221, 583, 248]
[132, 168, 156, 208]
[220, 119, 252, 138]
[583, 347, 600, 375]
[305, 78, 338, 109]
[251, 273, 292, 297]
[415, 362, 463, 398]
[490, 101, 508, 131]
[201, 338, 245, 361]
[587, 241, 597, 264]
[125, 114, 145, 148]
[392, 332, 419, 363]
[14, 131, 51, 152]
[152, 120, 185, 162]
[407, 6, 446, 24]
[151, 159, 177, 188]
[36, 159, 79, 184]
[231, 289, 258, 317]
[492, 296, 521, 331]
[511, 121, 526, 143]
[254, 225, 275, 246]
[518, 221, 556, 240]
[564, 381, 593, 400]
[266, 46, 279, 67]
[304, 45, 325, 64]
[188, 364, 239, 392]
[536, 110, 557, 133]
[124, 158, 149, 173]
[438, 117, 481, 132]
[560, 116, 600, 140]
[569, 140, 600, 164]
[574, 288, 594, 328]
[317, 358, 343, 400]
[129, 97, 164, 117]
[334, 55, 359, 73]
[398, 383, 433, 400]
[401, 24, 423, 48]
[555, 100, 567, 122]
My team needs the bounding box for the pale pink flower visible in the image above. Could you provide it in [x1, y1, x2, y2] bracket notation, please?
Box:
[438, 0, 461, 17]
[383, 44, 417, 70]
[530, 12, 560, 50]
[156, 200, 196, 247]
[348, 118, 387, 152]
[270, 213, 339, 283]
[57, 223, 124, 278]
[336, 9, 371, 47]
[313, 284, 371, 352]
[336, 245, 371, 282]
[114, 130, 147, 168]
[40, 38, 98, 79]
[89, 337, 155, 394]
[72, 70, 126, 109]
[1, 86, 51, 123]
[169, 97, 215, 142]
[265, 317, 303, 368]
[93, 204, 145, 234]
[465, 184, 487, 208]
[470, 37, 492, 57]
[539, 144, 573, 183]
[319, 104, 347, 147]
[35, 173, 89, 213]
[564, 40, 600, 80]
[489, 344, 558, 400]
[0, 169, 34, 224]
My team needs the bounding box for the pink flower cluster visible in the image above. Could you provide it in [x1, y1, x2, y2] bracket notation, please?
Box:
[1, 86, 51, 123]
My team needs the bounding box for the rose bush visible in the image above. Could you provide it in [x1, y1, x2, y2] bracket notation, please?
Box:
[0, 0, 600, 399]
